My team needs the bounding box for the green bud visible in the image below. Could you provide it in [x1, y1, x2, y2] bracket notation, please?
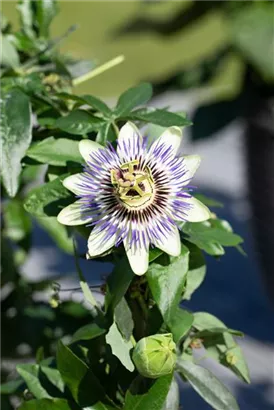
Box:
[132, 333, 176, 379]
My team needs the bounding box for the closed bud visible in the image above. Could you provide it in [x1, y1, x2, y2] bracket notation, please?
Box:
[132, 333, 176, 379]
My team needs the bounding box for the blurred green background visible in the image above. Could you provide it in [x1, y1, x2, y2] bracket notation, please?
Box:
[2, 0, 238, 97]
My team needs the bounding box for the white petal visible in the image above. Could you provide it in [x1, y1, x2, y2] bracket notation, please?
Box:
[62, 173, 85, 195]
[182, 155, 201, 183]
[87, 227, 116, 257]
[153, 226, 181, 257]
[117, 122, 143, 161]
[184, 197, 211, 222]
[152, 126, 182, 156]
[79, 140, 103, 163]
[124, 240, 149, 276]
[57, 200, 93, 226]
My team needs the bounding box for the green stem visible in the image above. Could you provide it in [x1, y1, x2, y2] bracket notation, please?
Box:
[73, 239, 97, 310]
[112, 122, 120, 138]
[130, 335, 137, 347]
[72, 54, 125, 86]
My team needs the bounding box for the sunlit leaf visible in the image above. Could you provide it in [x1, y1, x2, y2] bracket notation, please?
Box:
[177, 359, 239, 410]
[1, 89, 32, 197]
[106, 322, 134, 372]
[115, 83, 153, 117]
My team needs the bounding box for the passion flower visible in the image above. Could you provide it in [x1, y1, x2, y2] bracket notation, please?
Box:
[57, 122, 210, 275]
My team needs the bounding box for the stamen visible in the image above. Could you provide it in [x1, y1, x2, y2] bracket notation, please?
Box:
[110, 159, 155, 209]
[120, 159, 139, 173]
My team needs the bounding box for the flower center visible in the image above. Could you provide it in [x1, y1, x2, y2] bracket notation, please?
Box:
[111, 160, 155, 209]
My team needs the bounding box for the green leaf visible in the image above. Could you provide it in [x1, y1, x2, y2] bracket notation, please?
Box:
[55, 110, 105, 135]
[114, 297, 134, 341]
[195, 327, 243, 338]
[193, 312, 231, 332]
[16, 364, 51, 399]
[229, 4, 274, 81]
[221, 345, 250, 384]
[193, 313, 250, 383]
[1, 35, 20, 68]
[130, 108, 191, 127]
[161, 377, 179, 410]
[168, 308, 193, 343]
[56, 341, 105, 406]
[1, 14, 9, 32]
[40, 366, 65, 393]
[35, 0, 58, 38]
[146, 245, 189, 324]
[80, 95, 112, 117]
[24, 175, 72, 217]
[182, 220, 243, 256]
[1, 73, 45, 95]
[124, 374, 173, 410]
[27, 137, 83, 166]
[87, 404, 116, 410]
[71, 323, 106, 343]
[182, 244, 206, 300]
[0, 379, 24, 395]
[106, 322, 134, 372]
[115, 83, 153, 117]
[0, 89, 32, 197]
[18, 398, 72, 410]
[177, 359, 239, 410]
[3, 199, 32, 242]
[96, 122, 117, 144]
[105, 258, 135, 314]
[149, 248, 163, 263]
[24, 306, 55, 321]
[17, 0, 35, 40]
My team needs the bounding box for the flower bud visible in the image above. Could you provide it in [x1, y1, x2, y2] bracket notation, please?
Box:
[132, 333, 176, 379]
